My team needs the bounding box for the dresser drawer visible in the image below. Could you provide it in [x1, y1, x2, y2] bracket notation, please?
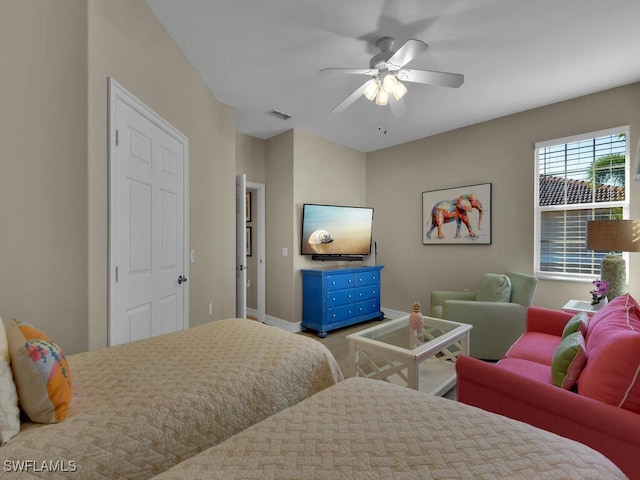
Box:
[326, 289, 354, 307]
[325, 274, 354, 291]
[326, 304, 354, 323]
[354, 285, 378, 301]
[353, 299, 379, 317]
[354, 271, 379, 286]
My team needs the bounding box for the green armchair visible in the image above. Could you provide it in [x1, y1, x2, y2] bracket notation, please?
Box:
[430, 272, 538, 360]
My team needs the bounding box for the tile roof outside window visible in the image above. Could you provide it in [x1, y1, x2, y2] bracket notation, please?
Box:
[539, 175, 625, 206]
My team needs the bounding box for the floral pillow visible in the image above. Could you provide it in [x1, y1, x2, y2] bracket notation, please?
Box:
[7, 319, 72, 424]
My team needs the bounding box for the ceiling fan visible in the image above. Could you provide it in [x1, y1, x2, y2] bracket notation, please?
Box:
[321, 36, 464, 117]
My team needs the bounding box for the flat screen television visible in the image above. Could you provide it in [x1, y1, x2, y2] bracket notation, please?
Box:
[300, 203, 374, 260]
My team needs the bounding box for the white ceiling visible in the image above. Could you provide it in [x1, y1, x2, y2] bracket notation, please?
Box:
[146, 0, 640, 153]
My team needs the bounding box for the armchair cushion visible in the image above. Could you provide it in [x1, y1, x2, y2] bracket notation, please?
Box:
[430, 290, 476, 318]
[476, 273, 511, 302]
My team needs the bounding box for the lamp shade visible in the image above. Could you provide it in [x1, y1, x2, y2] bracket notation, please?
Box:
[586, 220, 640, 252]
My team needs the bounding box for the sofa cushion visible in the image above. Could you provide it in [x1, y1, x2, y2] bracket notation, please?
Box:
[578, 294, 640, 413]
[551, 332, 587, 389]
[505, 331, 561, 366]
[585, 293, 640, 342]
[562, 312, 589, 340]
[7, 320, 72, 423]
[476, 273, 511, 302]
[496, 357, 552, 385]
[0, 318, 20, 444]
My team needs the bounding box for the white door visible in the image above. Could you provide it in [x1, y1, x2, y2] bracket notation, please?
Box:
[109, 79, 189, 346]
[236, 174, 247, 318]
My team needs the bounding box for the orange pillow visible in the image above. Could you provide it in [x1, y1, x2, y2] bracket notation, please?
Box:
[578, 294, 640, 412]
[7, 320, 72, 423]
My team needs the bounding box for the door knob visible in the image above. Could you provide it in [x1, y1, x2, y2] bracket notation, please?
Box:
[178, 275, 188, 285]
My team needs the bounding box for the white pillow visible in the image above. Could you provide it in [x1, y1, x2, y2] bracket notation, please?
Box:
[476, 273, 511, 302]
[0, 317, 20, 443]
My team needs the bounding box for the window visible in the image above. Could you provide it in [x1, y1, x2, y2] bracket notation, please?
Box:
[534, 126, 630, 280]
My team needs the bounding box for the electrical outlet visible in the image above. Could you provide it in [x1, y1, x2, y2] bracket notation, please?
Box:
[282, 247, 288, 256]
[208, 303, 213, 315]
[190, 250, 196, 263]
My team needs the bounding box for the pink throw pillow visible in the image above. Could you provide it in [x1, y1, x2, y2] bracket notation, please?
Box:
[578, 294, 640, 412]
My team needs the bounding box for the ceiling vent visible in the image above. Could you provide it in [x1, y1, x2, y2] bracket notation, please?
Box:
[267, 109, 292, 121]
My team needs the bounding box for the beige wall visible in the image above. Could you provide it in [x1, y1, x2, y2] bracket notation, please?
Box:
[0, 0, 237, 354]
[0, 0, 89, 354]
[87, 0, 237, 349]
[366, 82, 640, 314]
[236, 133, 266, 184]
[265, 131, 295, 321]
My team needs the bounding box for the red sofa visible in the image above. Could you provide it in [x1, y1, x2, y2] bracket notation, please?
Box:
[456, 296, 640, 480]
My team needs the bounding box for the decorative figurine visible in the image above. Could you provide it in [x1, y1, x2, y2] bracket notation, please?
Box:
[409, 302, 424, 348]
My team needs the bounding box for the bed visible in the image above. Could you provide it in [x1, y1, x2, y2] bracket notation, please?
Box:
[1, 319, 342, 479]
[152, 377, 627, 480]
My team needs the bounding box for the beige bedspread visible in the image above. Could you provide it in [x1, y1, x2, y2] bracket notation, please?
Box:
[153, 377, 627, 480]
[1, 319, 342, 479]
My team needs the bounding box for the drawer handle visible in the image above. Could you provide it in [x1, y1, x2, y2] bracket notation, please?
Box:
[331, 281, 336, 285]
[348, 294, 352, 299]
[332, 297, 336, 301]
[348, 279, 352, 283]
[332, 313, 336, 318]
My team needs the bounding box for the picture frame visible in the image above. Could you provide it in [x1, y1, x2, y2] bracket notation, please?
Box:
[246, 226, 252, 257]
[246, 192, 252, 222]
[422, 183, 492, 245]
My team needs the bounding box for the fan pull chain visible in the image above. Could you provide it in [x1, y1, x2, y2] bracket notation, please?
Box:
[377, 110, 388, 135]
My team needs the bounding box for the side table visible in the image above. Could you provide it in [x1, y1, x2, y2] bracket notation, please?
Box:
[562, 299, 602, 317]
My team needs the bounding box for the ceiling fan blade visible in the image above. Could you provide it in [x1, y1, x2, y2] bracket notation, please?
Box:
[400, 68, 464, 88]
[331, 81, 368, 114]
[320, 67, 378, 76]
[388, 96, 407, 118]
[386, 39, 429, 70]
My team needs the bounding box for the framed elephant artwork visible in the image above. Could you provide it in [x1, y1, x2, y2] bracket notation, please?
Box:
[422, 183, 492, 245]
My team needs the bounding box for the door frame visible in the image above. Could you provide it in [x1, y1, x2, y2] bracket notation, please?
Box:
[108, 78, 190, 346]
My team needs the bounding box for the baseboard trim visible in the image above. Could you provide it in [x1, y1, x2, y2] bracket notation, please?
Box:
[264, 315, 302, 333]
[381, 307, 408, 319]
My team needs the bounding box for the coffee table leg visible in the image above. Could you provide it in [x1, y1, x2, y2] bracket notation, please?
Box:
[407, 362, 418, 390]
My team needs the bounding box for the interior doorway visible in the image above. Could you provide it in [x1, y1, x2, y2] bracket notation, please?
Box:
[237, 180, 266, 322]
[246, 182, 266, 322]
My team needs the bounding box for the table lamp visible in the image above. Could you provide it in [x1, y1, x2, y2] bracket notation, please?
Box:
[586, 219, 640, 300]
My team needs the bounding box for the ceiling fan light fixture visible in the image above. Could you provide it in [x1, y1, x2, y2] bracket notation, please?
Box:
[363, 79, 380, 101]
[381, 72, 398, 93]
[375, 89, 388, 106]
[392, 80, 408, 100]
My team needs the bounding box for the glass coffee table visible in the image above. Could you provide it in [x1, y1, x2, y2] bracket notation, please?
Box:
[347, 315, 471, 396]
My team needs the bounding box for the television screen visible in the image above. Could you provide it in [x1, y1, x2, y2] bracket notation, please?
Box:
[301, 204, 374, 256]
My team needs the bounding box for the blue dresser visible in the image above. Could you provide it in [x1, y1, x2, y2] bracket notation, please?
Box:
[301, 265, 384, 337]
